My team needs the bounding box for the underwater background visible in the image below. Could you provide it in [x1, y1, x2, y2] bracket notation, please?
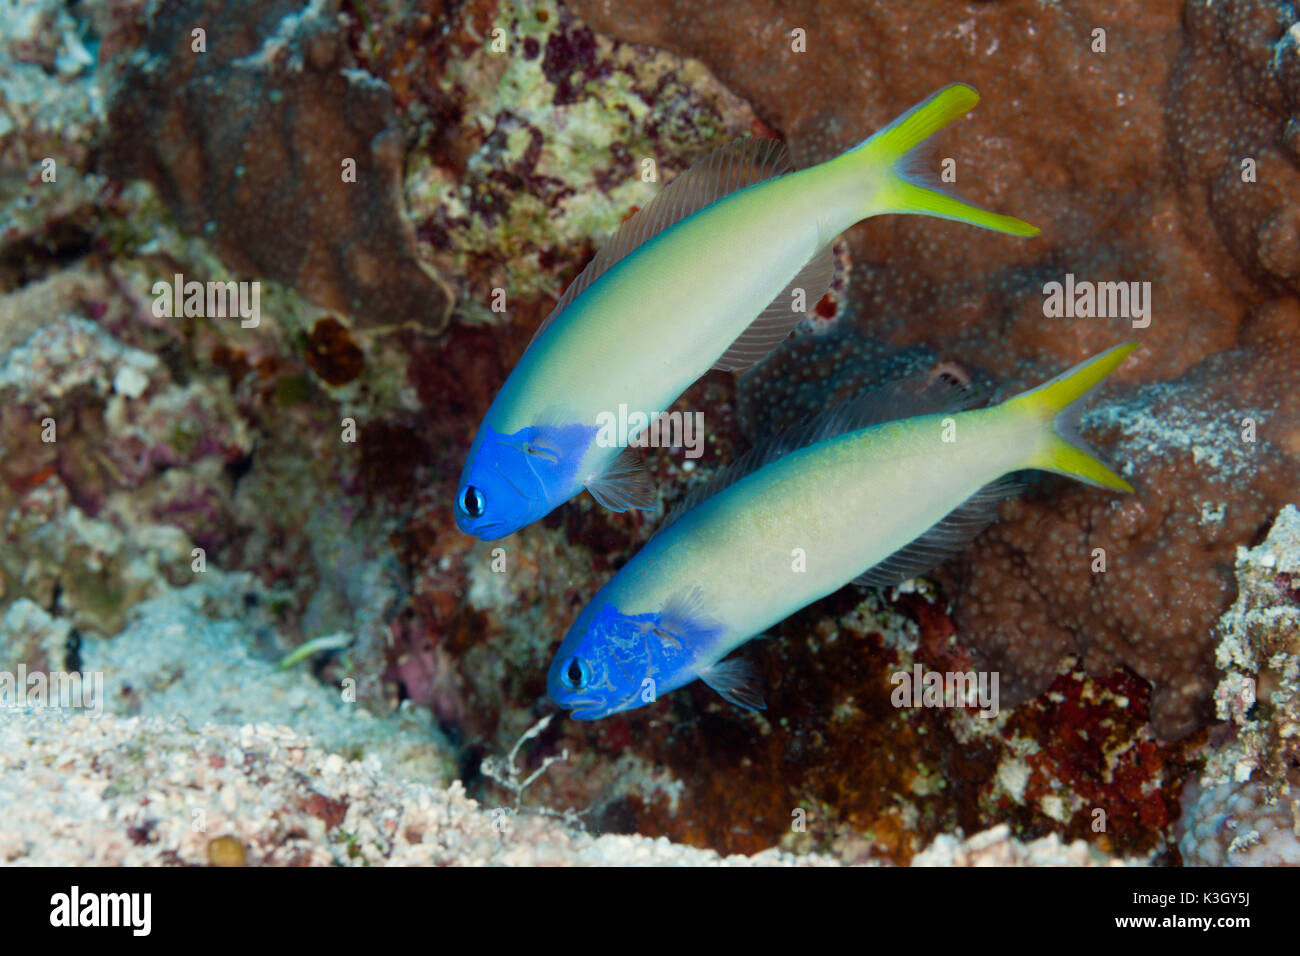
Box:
[0, 0, 1297, 866]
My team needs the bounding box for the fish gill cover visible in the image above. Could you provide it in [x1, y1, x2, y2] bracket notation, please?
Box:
[0, 0, 1294, 874]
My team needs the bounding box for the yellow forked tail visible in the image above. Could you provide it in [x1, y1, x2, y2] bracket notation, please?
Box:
[850, 83, 1040, 237]
[1003, 342, 1140, 492]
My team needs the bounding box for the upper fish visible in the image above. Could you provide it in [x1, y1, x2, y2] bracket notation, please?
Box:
[547, 343, 1139, 719]
[454, 83, 1039, 539]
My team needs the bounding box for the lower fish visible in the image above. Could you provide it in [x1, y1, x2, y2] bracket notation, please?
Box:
[548, 343, 1139, 719]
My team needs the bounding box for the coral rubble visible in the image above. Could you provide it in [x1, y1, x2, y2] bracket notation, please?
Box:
[1178, 505, 1300, 865]
[0, 704, 837, 866]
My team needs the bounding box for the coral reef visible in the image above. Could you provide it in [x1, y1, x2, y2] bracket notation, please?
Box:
[0, 315, 249, 633]
[0, 571, 455, 782]
[397, 0, 758, 324]
[1178, 777, 1300, 865]
[0, 694, 1143, 865]
[910, 824, 1137, 867]
[2, 0, 1296, 867]
[944, 346, 1297, 740]
[0, 0, 109, 289]
[735, 323, 1297, 741]
[526, 583, 1197, 862]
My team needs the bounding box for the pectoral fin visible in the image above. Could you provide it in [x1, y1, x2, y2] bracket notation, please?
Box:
[585, 447, 655, 512]
[657, 587, 724, 646]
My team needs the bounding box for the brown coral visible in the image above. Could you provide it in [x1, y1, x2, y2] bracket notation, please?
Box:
[105, 0, 451, 331]
[1170, 0, 1300, 295]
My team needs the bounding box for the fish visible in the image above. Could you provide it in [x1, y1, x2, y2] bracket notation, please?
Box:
[547, 343, 1139, 720]
[454, 83, 1039, 540]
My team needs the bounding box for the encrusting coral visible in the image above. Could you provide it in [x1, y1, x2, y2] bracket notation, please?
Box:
[105, 0, 452, 331]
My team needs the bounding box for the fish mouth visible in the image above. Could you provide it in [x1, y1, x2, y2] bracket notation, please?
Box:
[561, 698, 605, 720]
[473, 521, 509, 540]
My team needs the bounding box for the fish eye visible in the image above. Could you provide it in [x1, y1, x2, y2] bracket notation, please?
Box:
[560, 657, 590, 690]
[459, 485, 486, 518]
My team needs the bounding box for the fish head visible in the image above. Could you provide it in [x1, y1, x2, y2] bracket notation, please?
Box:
[548, 602, 691, 720]
[453, 443, 540, 541]
[455, 422, 595, 540]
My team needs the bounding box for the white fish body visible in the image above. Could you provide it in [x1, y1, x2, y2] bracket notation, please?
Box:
[548, 344, 1139, 719]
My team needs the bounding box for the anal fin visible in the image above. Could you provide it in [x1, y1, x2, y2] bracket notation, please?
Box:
[712, 244, 836, 372]
[852, 475, 1022, 588]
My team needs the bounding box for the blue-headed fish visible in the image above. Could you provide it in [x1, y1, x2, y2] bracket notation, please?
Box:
[455, 84, 1039, 540]
[547, 344, 1139, 719]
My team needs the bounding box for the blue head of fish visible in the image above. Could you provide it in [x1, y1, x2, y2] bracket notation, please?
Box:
[455, 422, 596, 540]
[548, 600, 710, 720]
